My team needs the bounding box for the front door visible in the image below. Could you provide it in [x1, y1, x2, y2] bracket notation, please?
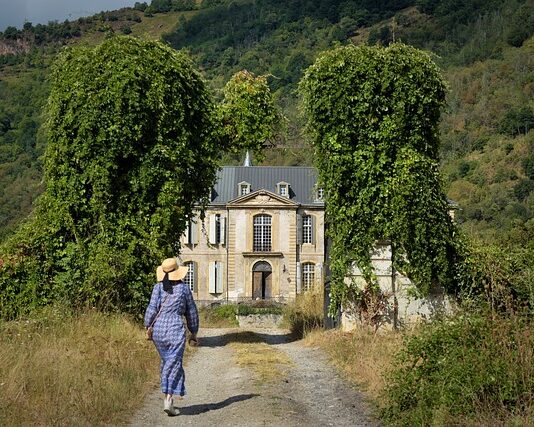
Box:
[252, 261, 272, 299]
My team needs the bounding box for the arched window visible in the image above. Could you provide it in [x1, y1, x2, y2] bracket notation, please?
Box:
[183, 261, 195, 292]
[253, 214, 271, 252]
[302, 263, 315, 292]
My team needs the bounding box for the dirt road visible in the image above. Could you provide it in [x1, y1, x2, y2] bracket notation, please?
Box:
[130, 328, 379, 427]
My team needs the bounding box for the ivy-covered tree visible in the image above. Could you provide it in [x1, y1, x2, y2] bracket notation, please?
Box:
[219, 70, 282, 162]
[300, 43, 465, 316]
[0, 37, 219, 319]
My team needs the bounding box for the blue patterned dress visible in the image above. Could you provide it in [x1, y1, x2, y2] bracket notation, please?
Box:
[144, 281, 199, 396]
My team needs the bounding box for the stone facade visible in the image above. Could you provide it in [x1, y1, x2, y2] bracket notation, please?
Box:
[179, 167, 325, 305]
[341, 243, 453, 330]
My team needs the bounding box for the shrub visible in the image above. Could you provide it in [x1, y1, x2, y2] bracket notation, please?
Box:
[198, 304, 238, 328]
[382, 313, 534, 426]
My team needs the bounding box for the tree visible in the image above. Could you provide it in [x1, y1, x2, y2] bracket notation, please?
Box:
[219, 70, 282, 162]
[0, 37, 220, 319]
[300, 44, 465, 317]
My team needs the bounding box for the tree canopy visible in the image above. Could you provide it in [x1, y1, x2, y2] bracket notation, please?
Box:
[219, 70, 282, 162]
[300, 43, 465, 314]
[0, 36, 220, 319]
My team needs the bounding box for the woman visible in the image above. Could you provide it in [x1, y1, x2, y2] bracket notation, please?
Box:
[144, 258, 199, 416]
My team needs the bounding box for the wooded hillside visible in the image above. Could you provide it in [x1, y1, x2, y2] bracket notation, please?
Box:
[0, 0, 533, 245]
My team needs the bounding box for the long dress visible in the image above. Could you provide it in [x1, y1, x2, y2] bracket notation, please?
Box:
[144, 281, 199, 396]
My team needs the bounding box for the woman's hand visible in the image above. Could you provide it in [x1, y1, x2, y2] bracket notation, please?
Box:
[188, 333, 198, 346]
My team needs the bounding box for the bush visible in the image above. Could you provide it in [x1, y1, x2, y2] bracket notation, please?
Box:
[198, 304, 238, 328]
[382, 312, 534, 426]
[236, 303, 283, 316]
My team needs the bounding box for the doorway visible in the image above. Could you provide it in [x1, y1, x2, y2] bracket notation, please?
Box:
[252, 261, 272, 299]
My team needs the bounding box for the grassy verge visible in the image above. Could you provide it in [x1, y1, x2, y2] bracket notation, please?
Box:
[305, 313, 533, 427]
[304, 327, 401, 402]
[0, 307, 158, 426]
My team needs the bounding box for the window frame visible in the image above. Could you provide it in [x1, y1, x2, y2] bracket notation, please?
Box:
[253, 214, 272, 252]
[302, 262, 315, 292]
[302, 215, 313, 244]
[183, 261, 195, 292]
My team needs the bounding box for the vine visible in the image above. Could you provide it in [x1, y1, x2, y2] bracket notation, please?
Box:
[300, 44, 466, 319]
[0, 37, 220, 318]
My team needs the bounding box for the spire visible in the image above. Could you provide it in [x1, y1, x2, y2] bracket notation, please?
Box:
[243, 150, 253, 167]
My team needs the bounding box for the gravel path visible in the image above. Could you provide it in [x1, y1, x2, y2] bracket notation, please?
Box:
[130, 328, 380, 427]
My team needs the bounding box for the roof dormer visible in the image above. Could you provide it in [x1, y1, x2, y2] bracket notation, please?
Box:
[276, 181, 290, 198]
[238, 181, 251, 196]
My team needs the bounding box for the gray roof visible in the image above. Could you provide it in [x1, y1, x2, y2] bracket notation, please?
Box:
[211, 166, 323, 206]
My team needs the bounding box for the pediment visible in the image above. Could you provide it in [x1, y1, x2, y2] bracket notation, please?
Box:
[227, 189, 299, 207]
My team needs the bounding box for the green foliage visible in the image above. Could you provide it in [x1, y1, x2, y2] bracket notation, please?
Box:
[0, 65, 50, 241]
[236, 303, 283, 316]
[462, 244, 534, 313]
[219, 70, 282, 162]
[506, 1, 534, 47]
[514, 179, 534, 202]
[499, 106, 534, 136]
[300, 44, 465, 315]
[382, 312, 533, 426]
[0, 37, 220, 319]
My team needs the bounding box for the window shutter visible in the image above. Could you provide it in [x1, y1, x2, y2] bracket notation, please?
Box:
[311, 215, 316, 245]
[191, 221, 198, 244]
[209, 262, 216, 293]
[296, 214, 303, 245]
[193, 261, 198, 292]
[221, 216, 226, 245]
[209, 214, 217, 244]
[296, 261, 301, 293]
[184, 221, 190, 244]
[216, 262, 223, 293]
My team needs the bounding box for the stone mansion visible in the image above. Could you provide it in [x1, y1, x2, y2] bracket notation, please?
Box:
[179, 164, 325, 303]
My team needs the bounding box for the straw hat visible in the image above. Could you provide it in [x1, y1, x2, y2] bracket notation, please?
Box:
[156, 258, 189, 282]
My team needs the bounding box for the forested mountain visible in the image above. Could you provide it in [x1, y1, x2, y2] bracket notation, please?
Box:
[0, 0, 533, 244]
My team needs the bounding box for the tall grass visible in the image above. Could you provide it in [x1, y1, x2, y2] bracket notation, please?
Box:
[283, 289, 324, 337]
[0, 307, 158, 426]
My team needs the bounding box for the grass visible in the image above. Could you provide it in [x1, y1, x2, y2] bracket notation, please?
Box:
[226, 331, 292, 383]
[0, 307, 159, 426]
[131, 11, 196, 40]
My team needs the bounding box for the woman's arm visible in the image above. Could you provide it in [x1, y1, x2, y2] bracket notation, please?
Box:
[184, 285, 199, 335]
[144, 284, 161, 328]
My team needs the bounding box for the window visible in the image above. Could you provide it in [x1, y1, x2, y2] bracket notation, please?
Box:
[302, 215, 312, 244]
[302, 263, 315, 292]
[209, 213, 225, 244]
[184, 219, 198, 245]
[183, 262, 195, 292]
[316, 187, 324, 201]
[239, 181, 251, 196]
[209, 261, 223, 294]
[253, 214, 271, 252]
[215, 214, 221, 243]
[277, 181, 290, 198]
